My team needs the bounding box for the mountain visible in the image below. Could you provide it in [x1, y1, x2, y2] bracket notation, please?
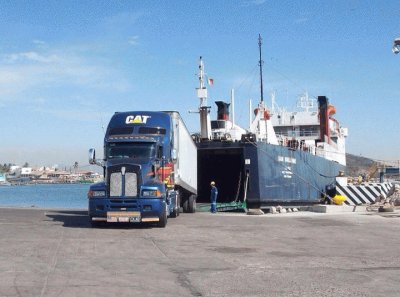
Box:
[346, 153, 375, 177]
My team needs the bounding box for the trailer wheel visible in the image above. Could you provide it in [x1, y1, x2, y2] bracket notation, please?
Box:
[183, 199, 189, 213]
[158, 207, 168, 228]
[188, 194, 196, 213]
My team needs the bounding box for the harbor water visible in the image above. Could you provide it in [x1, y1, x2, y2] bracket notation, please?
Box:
[0, 183, 89, 209]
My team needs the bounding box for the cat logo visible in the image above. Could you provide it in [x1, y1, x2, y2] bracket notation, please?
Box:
[125, 115, 151, 124]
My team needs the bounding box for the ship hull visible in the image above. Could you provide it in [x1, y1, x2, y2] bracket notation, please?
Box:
[197, 141, 344, 208]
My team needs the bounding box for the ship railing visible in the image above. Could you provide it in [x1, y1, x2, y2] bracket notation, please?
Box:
[275, 130, 320, 138]
[278, 137, 316, 154]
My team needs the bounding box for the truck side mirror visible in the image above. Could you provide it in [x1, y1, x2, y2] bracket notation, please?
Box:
[89, 148, 96, 164]
[171, 149, 177, 161]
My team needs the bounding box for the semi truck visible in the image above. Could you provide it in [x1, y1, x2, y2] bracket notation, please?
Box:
[87, 111, 197, 227]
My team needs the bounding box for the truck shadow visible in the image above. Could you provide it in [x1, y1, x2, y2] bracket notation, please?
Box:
[45, 210, 158, 229]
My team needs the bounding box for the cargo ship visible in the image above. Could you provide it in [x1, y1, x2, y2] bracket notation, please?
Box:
[195, 35, 347, 208]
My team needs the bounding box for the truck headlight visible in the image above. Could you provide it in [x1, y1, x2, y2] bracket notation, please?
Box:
[88, 190, 106, 198]
[141, 189, 162, 197]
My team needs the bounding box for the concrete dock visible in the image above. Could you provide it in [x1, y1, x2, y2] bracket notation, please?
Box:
[1, 207, 400, 297]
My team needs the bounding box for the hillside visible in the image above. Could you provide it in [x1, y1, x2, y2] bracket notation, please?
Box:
[346, 153, 375, 177]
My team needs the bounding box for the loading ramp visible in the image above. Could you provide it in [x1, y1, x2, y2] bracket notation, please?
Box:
[197, 201, 247, 212]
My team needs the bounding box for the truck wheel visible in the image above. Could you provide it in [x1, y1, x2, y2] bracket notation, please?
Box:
[188, 194, 196, 213]
[170, 195, 179, 218]
[89, 217, 103, 228]
[170, 206, 178, 218]
[158, 208, 168, 227]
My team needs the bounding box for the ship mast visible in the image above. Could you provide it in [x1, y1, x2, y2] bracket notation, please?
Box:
[258, 34, 264, 102]
[249, 34, 279, 145]
[196, 56, 211, 140]
[198, 57, 206, 107]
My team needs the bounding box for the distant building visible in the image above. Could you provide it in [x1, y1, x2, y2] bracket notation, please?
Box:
[21, 167, 32, 176]
[0, 173, 6, 183]
[8, 166, 21, 178]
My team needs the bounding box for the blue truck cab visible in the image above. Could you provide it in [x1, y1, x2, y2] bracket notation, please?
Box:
[88, 111, 185, 227]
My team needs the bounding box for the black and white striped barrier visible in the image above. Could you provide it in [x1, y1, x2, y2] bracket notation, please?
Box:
[335, 181, 394, 206]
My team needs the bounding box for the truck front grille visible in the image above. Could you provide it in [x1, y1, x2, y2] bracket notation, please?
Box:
[110, 172, 123, 196]
[108, 165, 140, 198]
[125, 172, 137, 196]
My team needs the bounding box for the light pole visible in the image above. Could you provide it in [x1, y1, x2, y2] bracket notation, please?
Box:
[393, 37, 400, 54]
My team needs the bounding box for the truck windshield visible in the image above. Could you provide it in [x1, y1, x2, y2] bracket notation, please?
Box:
[107, 142, 156, 159]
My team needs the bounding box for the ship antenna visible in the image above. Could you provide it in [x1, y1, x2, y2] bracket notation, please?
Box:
[258, 34, 264, 102]
[198, 56, 206, 107]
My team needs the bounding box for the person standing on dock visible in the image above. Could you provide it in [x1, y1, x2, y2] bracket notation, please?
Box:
[210, 181, 218, 213]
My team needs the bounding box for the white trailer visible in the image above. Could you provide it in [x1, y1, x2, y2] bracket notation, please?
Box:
[166, 111, 197, 212]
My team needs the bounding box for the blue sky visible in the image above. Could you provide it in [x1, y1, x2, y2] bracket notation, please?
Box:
[0, 0, 399, 168]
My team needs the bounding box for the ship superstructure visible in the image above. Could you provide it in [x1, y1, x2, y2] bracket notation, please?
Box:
[270, 92, 348, 166]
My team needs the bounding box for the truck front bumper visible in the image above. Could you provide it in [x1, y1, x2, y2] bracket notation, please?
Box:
[88, 198, 166, 223]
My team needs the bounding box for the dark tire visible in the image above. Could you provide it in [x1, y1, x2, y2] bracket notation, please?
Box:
[378, 206, 394, 213]
[183, 199, 189, 213]
[170, 206, 178, 218]
[158, 207, 168, 227]
[170, 196, 181, 218]
[188, 194, 196, 213]
[170, 193, 179, 218]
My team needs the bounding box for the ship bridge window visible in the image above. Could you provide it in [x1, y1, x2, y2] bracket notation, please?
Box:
[211, 120, 226, 129]
[139, 127, 166, 135]
[107, 142, 156, 159]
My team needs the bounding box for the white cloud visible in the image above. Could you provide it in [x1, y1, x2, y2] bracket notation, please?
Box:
[128, 35, 139, 46]
[33, 40, 47, 47]
[33, 106, 101, 122]
[0, 146, 94, 168]
[294, 17, 309, 24]
[105, 11, 143, 28]
[242, 0, 266, 7]
[0, 48, 132, 103]
[3, 51, 60, 63]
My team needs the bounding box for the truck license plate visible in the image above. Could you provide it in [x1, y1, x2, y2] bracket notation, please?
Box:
[107, 211, 141, 223]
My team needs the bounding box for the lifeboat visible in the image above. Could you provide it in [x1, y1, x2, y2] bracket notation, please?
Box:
[254, 108, 270, 120]
[327, 105, 336, 117]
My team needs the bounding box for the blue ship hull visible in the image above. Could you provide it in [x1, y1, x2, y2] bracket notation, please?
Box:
[197, 141, 344, 207]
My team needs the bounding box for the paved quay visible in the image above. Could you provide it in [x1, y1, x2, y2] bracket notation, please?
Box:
[1, 207, 400, 297]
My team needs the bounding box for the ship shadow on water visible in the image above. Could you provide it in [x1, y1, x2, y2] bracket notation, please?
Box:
[45, 210, 158, 229]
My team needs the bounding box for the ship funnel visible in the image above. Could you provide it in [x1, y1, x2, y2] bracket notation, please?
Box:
[318, 96, 330, 143]
[215, 101, 230, 121]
